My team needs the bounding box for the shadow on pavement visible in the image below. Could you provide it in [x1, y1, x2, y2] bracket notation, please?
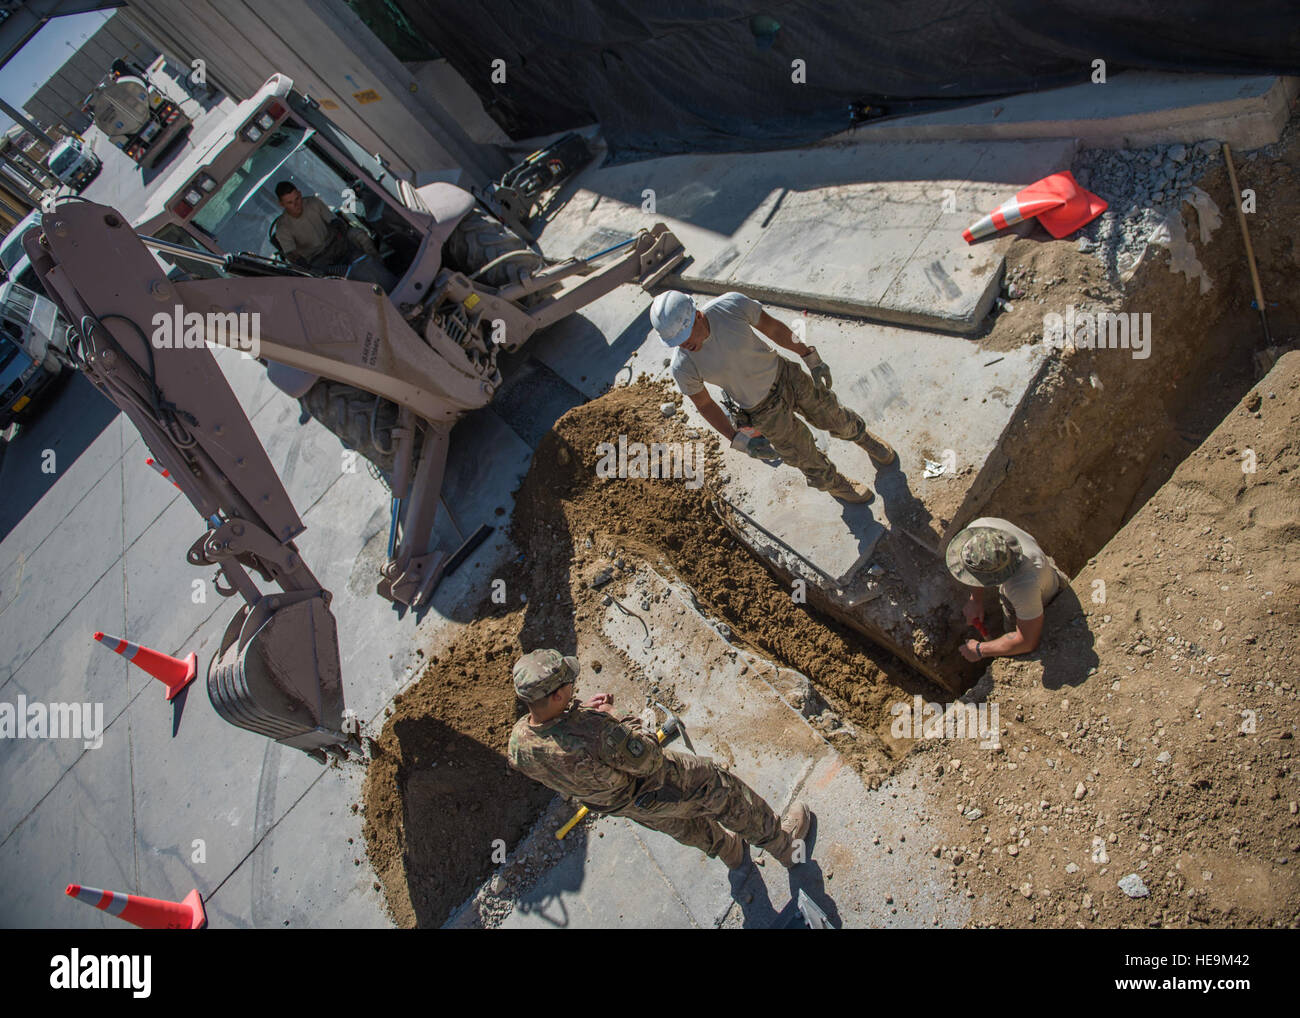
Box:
[0, 372, 118, 542]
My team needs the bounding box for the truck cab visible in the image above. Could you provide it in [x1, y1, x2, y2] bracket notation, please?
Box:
[47, 136, 102, 191]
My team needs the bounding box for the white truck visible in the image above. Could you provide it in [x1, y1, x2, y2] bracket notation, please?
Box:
[46, 136, 102, 191]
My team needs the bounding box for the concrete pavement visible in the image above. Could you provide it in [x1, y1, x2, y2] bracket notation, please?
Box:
[538, 137, 1077, 333]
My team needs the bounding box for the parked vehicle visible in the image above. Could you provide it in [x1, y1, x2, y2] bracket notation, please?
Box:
[46, 136, 102, 191]
[84, 63, 191, 169]
[0, 210, 43, 293]
[0, 280, 71, 429]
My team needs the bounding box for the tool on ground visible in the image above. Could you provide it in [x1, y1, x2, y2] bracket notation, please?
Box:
[93, 631, 197, 700]
[796, 888, 832, 929]
[963, 170, 1107, 243]
[1221, 143, 1271, 344]
[437, 496, 494, 580]
[66, 882, 206, 929]
[555, 702, 693, 840]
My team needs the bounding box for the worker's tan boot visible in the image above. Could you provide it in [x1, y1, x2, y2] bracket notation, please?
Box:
[856, 429, 897, 468]
[825, 475, 875, 504]
[773, 801, 813, 867]
[718, 830, 747, 869]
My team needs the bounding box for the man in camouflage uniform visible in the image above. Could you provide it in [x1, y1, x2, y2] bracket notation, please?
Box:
[507, 649, 812, 869]
[650, 289, 898, 504]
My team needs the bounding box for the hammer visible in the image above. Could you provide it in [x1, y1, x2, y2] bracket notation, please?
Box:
[555, 702, 693, 840]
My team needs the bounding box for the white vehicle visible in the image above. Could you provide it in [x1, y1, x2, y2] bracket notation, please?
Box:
[47, 136, 102, 191]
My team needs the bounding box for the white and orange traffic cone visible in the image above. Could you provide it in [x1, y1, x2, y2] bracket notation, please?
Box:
[66, 883, 206, 929]
[963, 171, 1108, 243]
[145, 457, 181, 490]
[93, 631, 197, 700]
[963, 195, 1065, 243]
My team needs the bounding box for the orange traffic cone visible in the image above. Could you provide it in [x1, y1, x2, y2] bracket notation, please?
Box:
[963, 171, 1107, 243]
[66, 883, 206, 929]
[963, 195, 1065, 243]
[145, 457, 181, 490]
[93, 631, 197, 700]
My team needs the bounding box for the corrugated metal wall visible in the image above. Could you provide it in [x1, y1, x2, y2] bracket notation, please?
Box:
[118, 0, 506, 185]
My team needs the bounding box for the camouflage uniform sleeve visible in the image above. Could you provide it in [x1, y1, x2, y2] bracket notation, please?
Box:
[594, 714, 663, 777]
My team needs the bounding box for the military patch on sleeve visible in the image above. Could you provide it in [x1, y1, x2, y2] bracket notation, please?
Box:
[626, 736, 644, 758]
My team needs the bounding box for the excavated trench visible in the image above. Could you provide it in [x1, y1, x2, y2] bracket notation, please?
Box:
[361, 132, 1300, 927]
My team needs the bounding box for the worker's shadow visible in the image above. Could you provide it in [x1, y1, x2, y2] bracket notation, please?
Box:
[1036, 585, 1100, 691]
[871, 461, 936, 552]
[509, 826, 591, 928]
[727, 818, 841, 928]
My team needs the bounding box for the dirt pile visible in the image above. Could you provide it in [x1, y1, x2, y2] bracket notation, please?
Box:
[363, 380, 934, 925]
[930, 352, 1300, 927]
[512, 381, 929, 769]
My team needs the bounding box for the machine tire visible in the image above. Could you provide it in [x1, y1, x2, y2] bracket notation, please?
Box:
[445, 207, 543, 292]
[302, 380, 400, 476]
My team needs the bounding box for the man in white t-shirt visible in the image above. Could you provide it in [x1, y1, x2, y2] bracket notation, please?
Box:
[650, 289, 898, 504]
[945, 517, 1068, 661]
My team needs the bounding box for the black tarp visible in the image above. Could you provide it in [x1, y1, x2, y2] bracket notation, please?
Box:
[401, 1, 1300, 162]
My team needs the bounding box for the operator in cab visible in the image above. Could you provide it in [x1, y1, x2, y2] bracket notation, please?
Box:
[272, 181, 378, 272]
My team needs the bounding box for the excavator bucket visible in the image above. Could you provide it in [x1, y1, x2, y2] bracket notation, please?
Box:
[208, 594, 349, 756]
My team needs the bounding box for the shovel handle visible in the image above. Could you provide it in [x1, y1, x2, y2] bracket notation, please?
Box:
[556, 805, 589, 840]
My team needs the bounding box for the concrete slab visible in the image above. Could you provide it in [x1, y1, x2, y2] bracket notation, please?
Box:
[201, 762, 390, 929]
[537, 138, 1077, 333]
[0, 722, 137, 928]
[839, 73, 1299, 151]
[0, 463, 124, 682]
[0, 567, 129, 842]
[500, 820, 696, 928]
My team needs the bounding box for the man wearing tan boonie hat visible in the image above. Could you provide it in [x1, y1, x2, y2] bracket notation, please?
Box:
[945, 517, 1068, 661]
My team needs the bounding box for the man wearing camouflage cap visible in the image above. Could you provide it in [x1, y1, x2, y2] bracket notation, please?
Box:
[650, 289, 897, 504]
[945, 517, 1069, 661]
[507, 648, 812, 869]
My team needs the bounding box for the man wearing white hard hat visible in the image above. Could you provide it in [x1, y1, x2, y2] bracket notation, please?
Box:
[650, 289, 896, 503]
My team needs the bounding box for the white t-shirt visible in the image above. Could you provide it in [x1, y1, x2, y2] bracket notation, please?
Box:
[968, 516, 1062, 620]
[670, 292, 781, 409]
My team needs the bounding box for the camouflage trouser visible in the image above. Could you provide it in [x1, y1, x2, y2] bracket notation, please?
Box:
[613, 751, 790, 860]
[745, 358, 868, 490]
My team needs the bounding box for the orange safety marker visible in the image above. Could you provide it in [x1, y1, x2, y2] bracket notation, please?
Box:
[145, 457, 181, 490]
[963, 171, 1107, 243]
[93, 631, 197, 700]
[66, 883, 206, 929]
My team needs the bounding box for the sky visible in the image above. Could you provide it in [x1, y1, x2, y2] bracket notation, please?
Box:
[0, 8, 113, 133]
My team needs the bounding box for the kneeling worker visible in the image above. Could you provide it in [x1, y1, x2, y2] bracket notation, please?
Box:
[508, 649, 812, 869]
[946, 517, 1068, 661]
[651, 289, 897, 504]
